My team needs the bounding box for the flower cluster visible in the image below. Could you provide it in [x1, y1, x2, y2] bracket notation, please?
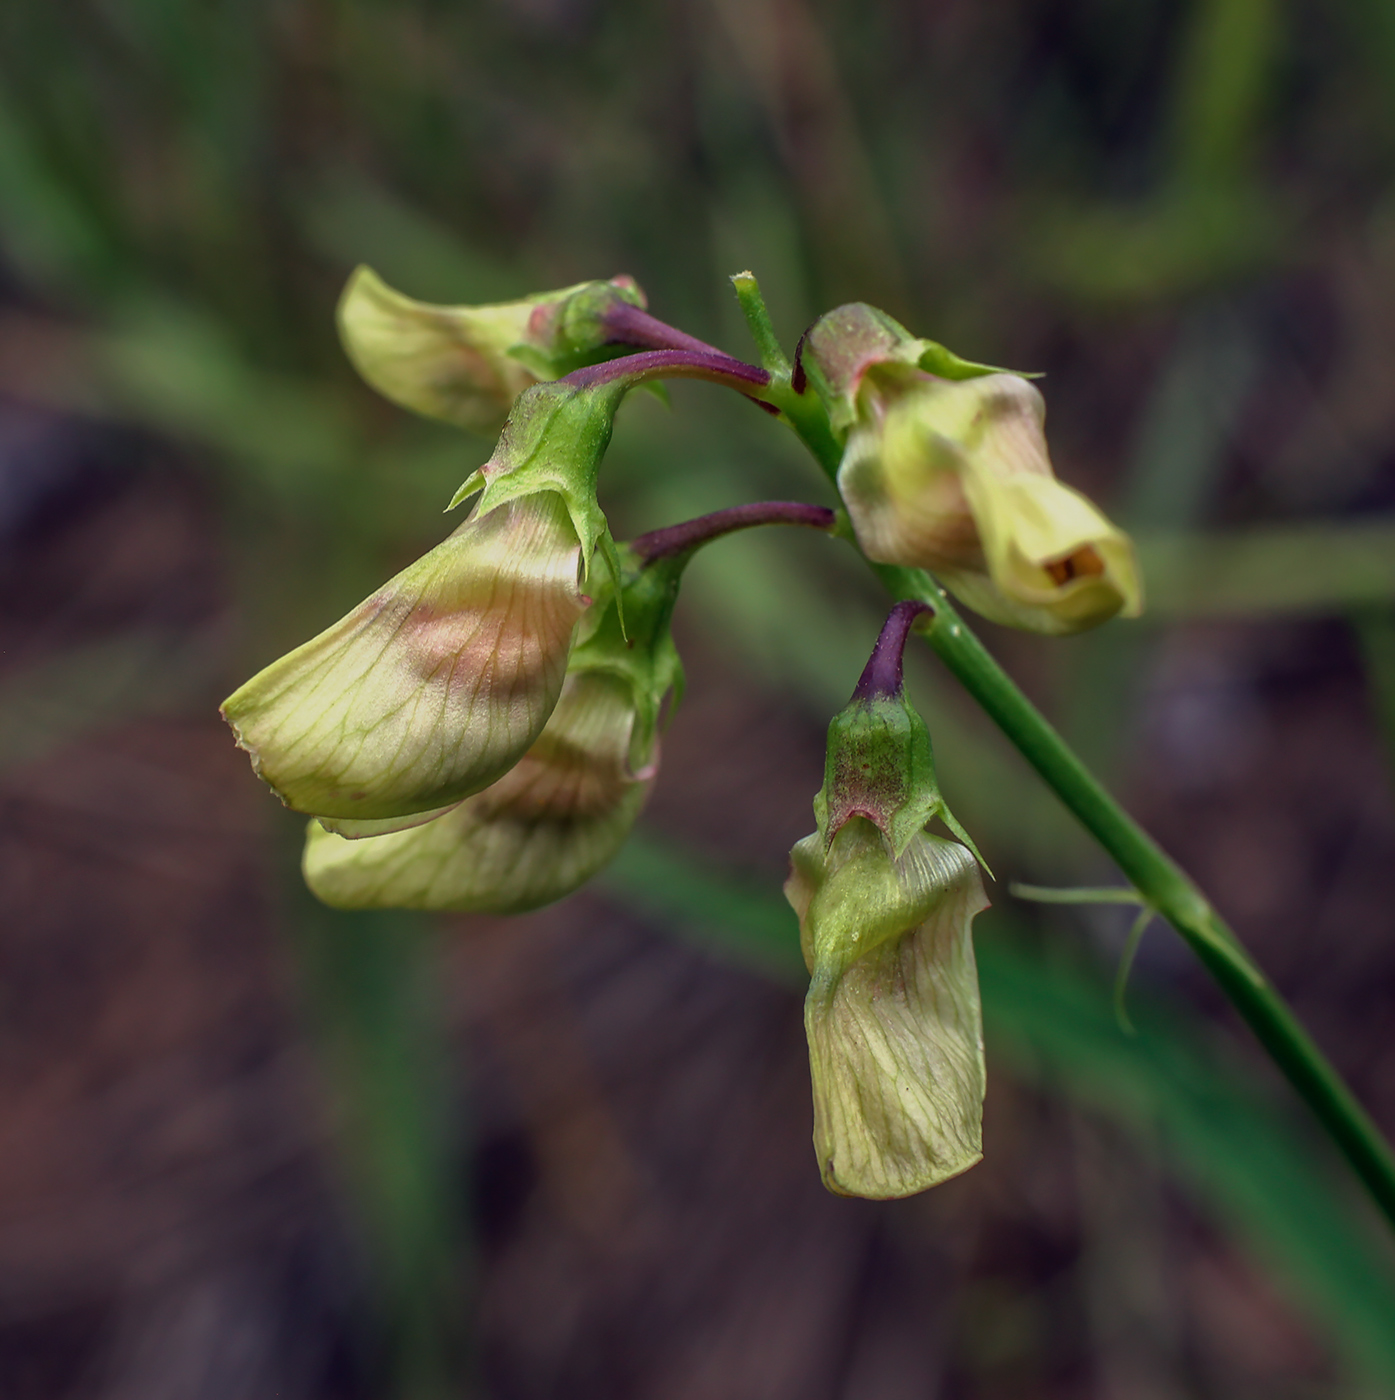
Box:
[223, 271, 1143, 1200]
[785, 602, 989, 1198]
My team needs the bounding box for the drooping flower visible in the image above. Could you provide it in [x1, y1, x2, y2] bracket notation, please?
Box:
[803, 303, 1142, 635]
[338, 266, 647, 432]
[300, 552, 680, 913]
[222, 490, 588, 822]
[786, 818, 988, 1199]
[296, 501, 838, 915]
[785, 601, 990, 1198]
[222, 371, 637, 823]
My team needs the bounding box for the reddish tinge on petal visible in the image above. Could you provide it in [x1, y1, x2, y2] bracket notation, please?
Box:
[221, 492, 587, 821]
[301, 669, 654, 914]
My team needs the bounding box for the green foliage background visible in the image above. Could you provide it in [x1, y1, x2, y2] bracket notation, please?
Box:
[2, 0, 1395, 1395]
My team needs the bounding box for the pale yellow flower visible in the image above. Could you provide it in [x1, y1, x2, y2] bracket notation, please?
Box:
[338, 266, 645, 432]
[785, 817, 989, 1199]
[840, 365, 1141, 634]
[222, 491, 587, 822]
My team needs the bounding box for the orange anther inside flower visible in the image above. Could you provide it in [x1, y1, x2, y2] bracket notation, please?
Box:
[1044, 545, 1106, 586]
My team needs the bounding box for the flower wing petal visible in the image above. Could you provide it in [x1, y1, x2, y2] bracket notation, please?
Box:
[302, 671, 651, 912]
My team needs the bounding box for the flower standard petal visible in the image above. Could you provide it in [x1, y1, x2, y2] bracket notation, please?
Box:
[221, 492, 587, 821]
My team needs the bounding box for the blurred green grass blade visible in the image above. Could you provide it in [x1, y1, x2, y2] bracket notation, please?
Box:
[1171, 0, 1279, 188]
[602, 832, 1395, 1387]
[0, 629, 221, 774]
[603, 834, 805, 980]
[979, 926, 1395, 1387]
[1139, 518, 1395, 618]
[1352, 608, 1395, 782]
[295, 168, 522, 303]
[288, 888, 470, 1400]
[98, 303, 356, 497]
[1122, 309, 1256, 533]
[0, 82, 119, 293]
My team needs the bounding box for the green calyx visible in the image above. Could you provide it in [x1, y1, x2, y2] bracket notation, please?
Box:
[814, 689, 986, 871]
[566, 545, 687, 773]
[448, 376, 631, 590]
[801, 302, 1030, 438]
[506, 277, 649, 380]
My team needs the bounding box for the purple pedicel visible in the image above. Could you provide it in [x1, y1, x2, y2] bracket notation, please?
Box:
[631, 501, 836, 563]
[852, 601, 932, 702]
[563, 348, 770, 392]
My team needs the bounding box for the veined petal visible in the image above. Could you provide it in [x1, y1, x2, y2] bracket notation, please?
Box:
[838, 414, 983, 573]
[786, 819, 988, 1199]
[838, 367, 1142, 635]
[338, 267, 543, 432]
[222, 492, 586, 821]
[302, 670, 651, 913]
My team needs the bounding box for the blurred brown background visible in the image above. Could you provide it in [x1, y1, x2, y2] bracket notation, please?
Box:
[2, 0, 1395, 1396]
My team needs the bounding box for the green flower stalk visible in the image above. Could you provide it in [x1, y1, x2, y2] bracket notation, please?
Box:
[303, 502, 835, 914]
[785, 601, 990, 1199]
[803, 303, 1142, 635]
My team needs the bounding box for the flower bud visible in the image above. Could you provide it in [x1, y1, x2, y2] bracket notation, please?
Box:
[300, 549, 683, 914]
[222, 374, 639, 823]
[805, 304, 1142, 635]
[786, 819, 988, 1199]
[338, 266, 647, 432]
[785, 602, 989, 1198]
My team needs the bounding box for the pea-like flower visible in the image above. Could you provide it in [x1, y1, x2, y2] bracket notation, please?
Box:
[295, 502, 837, 915]
[338, 267, 647, 432]
[222, 370, 637, 824]
[786, 818, 988, 1199]
[785, 601, 989, 1198]
[805, 303, 1142, 635]
[222, 490, 588, 822]
[300, 558, 680, 914]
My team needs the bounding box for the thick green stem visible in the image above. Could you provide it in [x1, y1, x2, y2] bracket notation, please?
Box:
[890, 566, 1395, 1226]
[742, 287, 1395, 1229]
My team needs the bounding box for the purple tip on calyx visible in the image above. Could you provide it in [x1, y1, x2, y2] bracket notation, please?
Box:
[600, 301, 731, 359]
[791, 330, 809, 395]
[852, 601, 932, 702]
